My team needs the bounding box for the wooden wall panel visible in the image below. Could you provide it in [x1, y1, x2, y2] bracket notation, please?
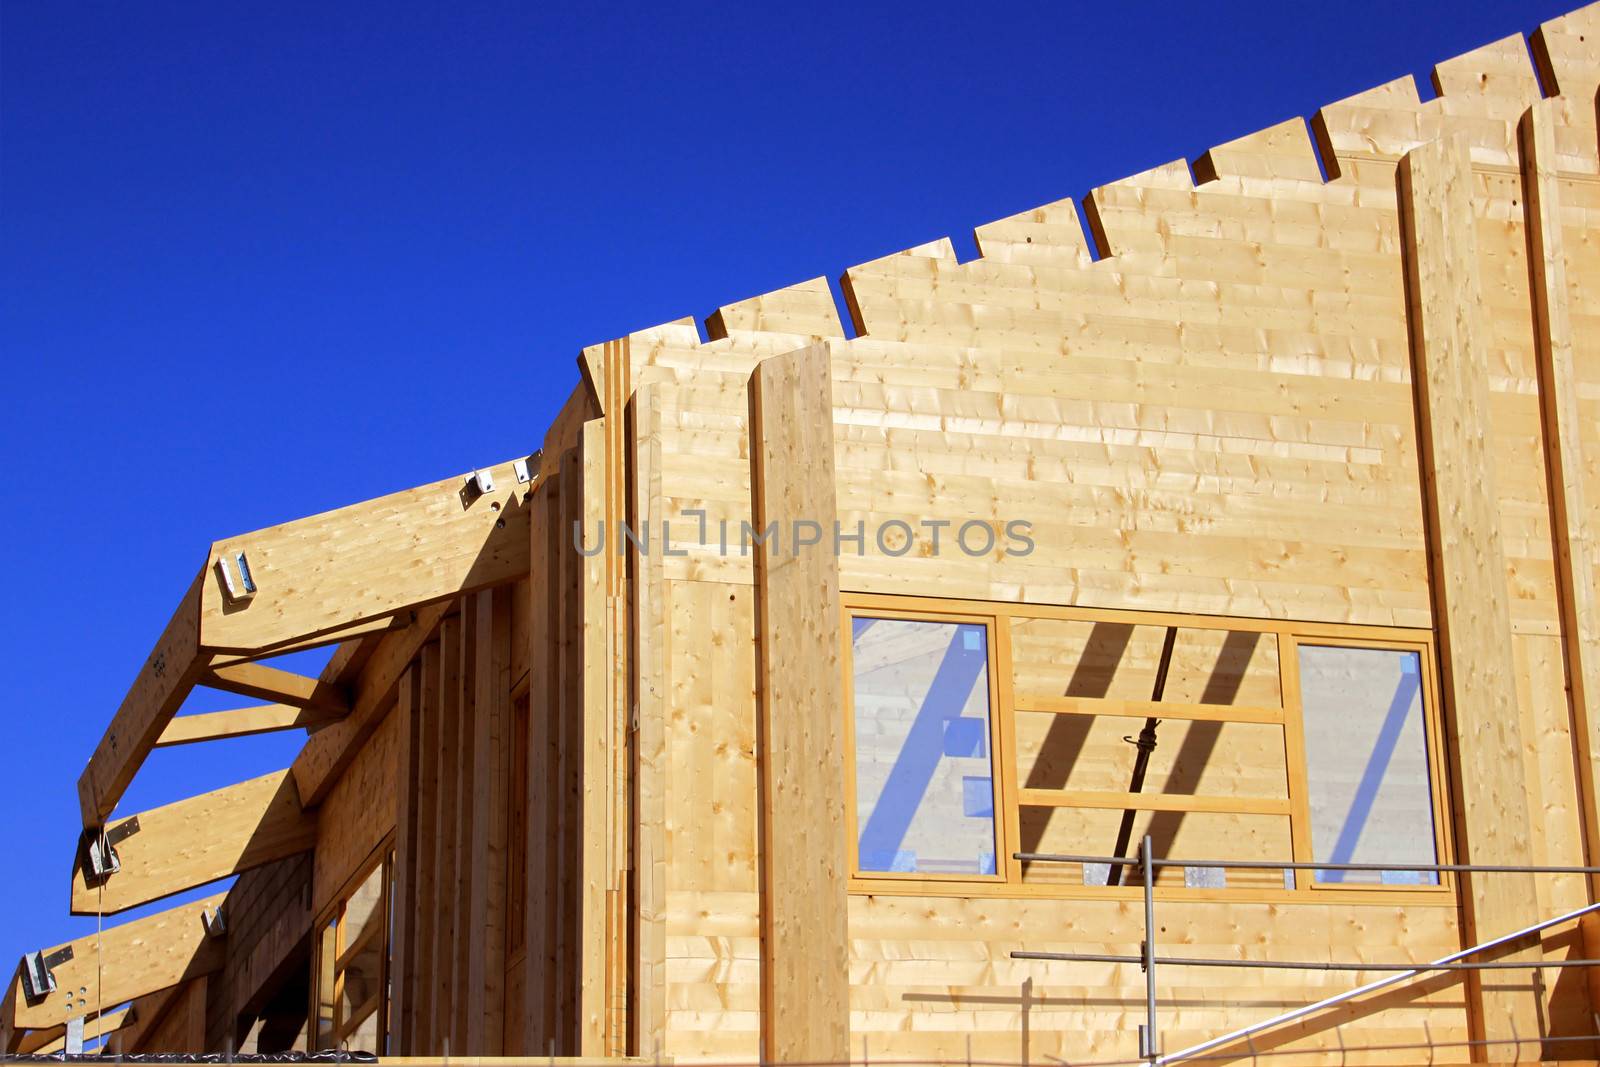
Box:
[749, 344, 851, 1065]
[311, 706, 397, 919]
[1400, 131, 1543, 1048]
[135, 978, 208, 1054]
[663, 582, 760, 1061]
[574, 21, 1600, 1062]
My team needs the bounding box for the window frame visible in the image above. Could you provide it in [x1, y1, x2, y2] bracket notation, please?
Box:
[1281, 632, 1454, 896]
[841, 601, 1011, 890]
[841, 593, 1456, 905]
[309, 839, 396, 1053]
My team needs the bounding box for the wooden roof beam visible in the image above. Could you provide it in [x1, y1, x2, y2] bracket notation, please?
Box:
[76, 571, 208, 828]
[200, 661, 349, 716]
[7, 894, 226, 1034]
[70, 769, 315, 916]
[12, 1004, 132, 1056]
[155, 704, 339, 747]
[77, 457, 535, 829]
[197, 456, 534, 658]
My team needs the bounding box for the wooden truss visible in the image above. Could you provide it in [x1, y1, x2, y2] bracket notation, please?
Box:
[76, 455, 538, 828]
[4, 454, 541, 1050]
[3, 894, 226, 1049]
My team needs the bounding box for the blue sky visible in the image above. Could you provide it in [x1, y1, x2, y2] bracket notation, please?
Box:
[0, 0, 1574, 973]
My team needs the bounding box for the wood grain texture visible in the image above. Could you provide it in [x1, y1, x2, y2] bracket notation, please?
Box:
[579, 418, 611, 1055]
[310, 704, 398, 919]
[389, 665, 423, 1054]
[1400, 132, 1543, 1044]
[467, 586, 513, 1054]
[202, 661, 349, 715]
[631, 383, 669, 1057]
[749, 344, 851, 1065]
[70, 769, 314, 915]
[155, 703, 338, 747]
[78, 569, 206, 826]
[198, 458, 532, 656]
[291, 599, 450, 807]
[1523, 100, 1600, 903]
[9, 894, 225, 1030]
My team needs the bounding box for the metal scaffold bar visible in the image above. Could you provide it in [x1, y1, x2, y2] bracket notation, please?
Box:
[1014, 851, 1600, 875]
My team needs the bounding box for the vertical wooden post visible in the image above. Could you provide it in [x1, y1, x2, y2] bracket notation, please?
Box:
[412, 640, 442, 1055]
[451, 602, 478, 1051]
[1400, 133, 1544, 1052]
[579, 418, 611, 1055]
[557, 446, 585, 1050]
[630, 382, 668, 1058]
[389, 665, 422, 1053]
[1522, 100, 1600, 902]
[432, 614, 462, 1053]
[525, 472, 560, 1052]
[468, 586, 513, 1053]
[749, 343, 851, 1065]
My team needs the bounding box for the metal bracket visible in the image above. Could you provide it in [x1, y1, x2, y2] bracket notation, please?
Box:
[79, 818, 139, 886]
[202, 904, 227, 938]
[20, 945, 72, 1001]
[65, 1015, 84, 1055]
[84, 830, 119, 881]
[513, 450, 545, 486]
[216, 550, 257, 604]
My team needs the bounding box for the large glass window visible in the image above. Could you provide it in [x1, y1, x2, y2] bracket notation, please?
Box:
[1299, 645, 1439, 885]
[849, 616, 999, 877]
[842, 595, 1451, 900]
[309, 848, 394, 1052]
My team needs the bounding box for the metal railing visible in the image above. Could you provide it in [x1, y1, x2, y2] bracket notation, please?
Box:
[1009, 838, 1600, 1066]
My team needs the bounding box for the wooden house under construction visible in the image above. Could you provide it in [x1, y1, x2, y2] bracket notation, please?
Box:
[9, 4, 1600, 1063]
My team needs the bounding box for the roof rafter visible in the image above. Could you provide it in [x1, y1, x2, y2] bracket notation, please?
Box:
[76, 457, 534, 828]
[155, 704, 340, 747]
[70, 770, 315, 916]
[201, 662, 349, 716]
[6, 894, 226, 1035]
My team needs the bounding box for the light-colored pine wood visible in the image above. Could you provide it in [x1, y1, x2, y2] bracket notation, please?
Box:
[412, 640, 443, 1055]
[523, 467, 562, 1053]
[291, 599, 450, 807]
[13, 1004, 131, 1055]
[467, 586, 513, 1054]
[197, 457, 533, 656]
[1523, 100, 1600, 907]
[9, 894, 226, 1030]
[630, 382, 669, 1058]
[390, 664, 423, 1054]
[202, 661, 350, 715]
[311, 703, 399, 919]
[579, 418, 610, 1056]
[70, 769, 315, 915]
[77, 570, 206, 826]
[748, 344, 851, 1065]
[450, 600, 478, 1053]
[432, 613, 463, 1054]
[1400, 131, 1543, 1044]
[155, 703, 337, 747]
